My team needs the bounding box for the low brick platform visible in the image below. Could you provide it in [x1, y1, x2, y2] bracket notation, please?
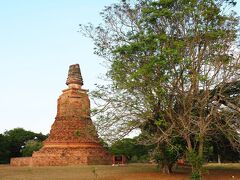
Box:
[11, 147, 111, 166]
[11, 157, 33, 166]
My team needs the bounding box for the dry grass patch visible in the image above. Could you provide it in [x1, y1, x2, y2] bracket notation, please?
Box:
[205, 163, 240, 170]
[0, 163, 240, 180]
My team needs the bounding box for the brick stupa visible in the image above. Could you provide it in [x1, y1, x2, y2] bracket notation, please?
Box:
[11, 64, 112, 166]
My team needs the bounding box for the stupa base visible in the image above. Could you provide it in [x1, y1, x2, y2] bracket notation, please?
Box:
[10, 146, 112, 166]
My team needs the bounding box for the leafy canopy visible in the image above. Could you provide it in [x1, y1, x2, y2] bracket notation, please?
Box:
[80, 0, 239, 176]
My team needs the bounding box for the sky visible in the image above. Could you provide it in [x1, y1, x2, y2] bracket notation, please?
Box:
[0, 0, 240, 134]
[0, 0, 116, 134]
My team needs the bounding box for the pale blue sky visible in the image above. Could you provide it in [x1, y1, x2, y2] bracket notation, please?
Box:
[0, 0, 116, 134]
[0, 0, 239, 134]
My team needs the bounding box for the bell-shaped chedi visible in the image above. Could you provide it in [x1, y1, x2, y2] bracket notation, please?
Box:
[11, 64, 112, 166]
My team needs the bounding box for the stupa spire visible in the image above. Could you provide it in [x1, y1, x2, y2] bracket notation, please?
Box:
[66, 64, 83, 87]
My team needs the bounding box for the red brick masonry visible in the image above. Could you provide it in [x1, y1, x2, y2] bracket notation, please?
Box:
[11, 64, 112, 166]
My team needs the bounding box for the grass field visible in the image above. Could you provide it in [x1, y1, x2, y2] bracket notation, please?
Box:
[0, 163, 240, 180]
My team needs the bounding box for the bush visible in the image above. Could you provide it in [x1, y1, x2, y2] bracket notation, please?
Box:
[21, 140, 43, 157]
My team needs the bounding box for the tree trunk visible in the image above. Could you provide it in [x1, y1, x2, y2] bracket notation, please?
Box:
[218, 154, 221, 164]
[185, 135, 193, 151]
[161, 162, 173, 174]
[198, 137, 204, 158]
[168, 163, 173, 173]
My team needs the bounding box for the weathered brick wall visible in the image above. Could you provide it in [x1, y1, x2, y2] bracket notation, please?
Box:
[31, 146, 112, 166]
[10, 157, 32, 166]
[10, 147, 112, 166]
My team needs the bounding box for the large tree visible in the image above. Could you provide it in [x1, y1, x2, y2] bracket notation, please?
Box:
[80, 0, 240, 177]
[2, 128, 47, 163]
[0, 134, 10, 163]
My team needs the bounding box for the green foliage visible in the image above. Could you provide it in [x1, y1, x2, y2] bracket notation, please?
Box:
[74, 130, 81, 137]
[206, 133, 240, 163]
[191, 171, 202, 180]
[99, 138, 109, 150]
[80, 0, 240, 175]
[0, 134, 10, 163]
[130, 155, 138, 162]
[0, 128, 47, 163]
[152, 137, 185, 172]
[21, 140, 43, 157]
[187, 150, 205, 180]
[4, 128, 39, 158]
[154, 146, 177, 168]
[110, 138, 150, 162]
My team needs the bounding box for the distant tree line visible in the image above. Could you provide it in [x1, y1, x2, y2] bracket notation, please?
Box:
[106, 135, 240, 164]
